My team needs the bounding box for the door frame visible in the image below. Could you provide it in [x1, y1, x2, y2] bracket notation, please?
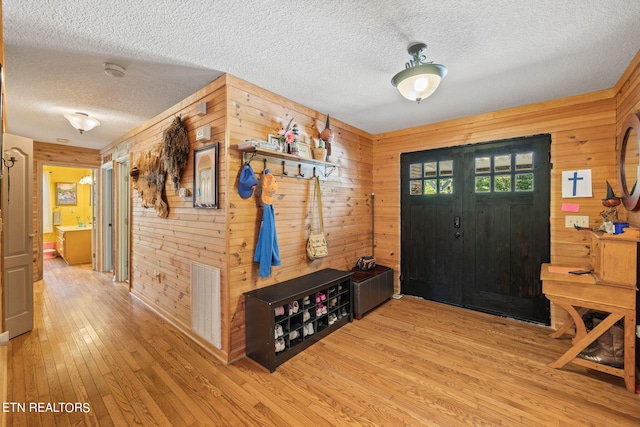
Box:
[114, 155, 131, 284]
[100, 163, 114, 274]
[36, 163, 98, 279]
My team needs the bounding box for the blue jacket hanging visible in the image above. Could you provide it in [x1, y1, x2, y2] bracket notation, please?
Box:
[254, 170, 281, 277]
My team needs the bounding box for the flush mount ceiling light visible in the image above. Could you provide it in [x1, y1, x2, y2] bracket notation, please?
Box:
[104, 62, 125, 77]
[391, 43, 447, 103]
[64, 112, 100, 134]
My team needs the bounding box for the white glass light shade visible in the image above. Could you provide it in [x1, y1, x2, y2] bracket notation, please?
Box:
[79, 175, 92, 185]
[64, 112, 100, 134]
[392, 63, 447, 103]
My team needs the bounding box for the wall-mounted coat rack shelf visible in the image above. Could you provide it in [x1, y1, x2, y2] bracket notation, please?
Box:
[240, 147, 338, 180]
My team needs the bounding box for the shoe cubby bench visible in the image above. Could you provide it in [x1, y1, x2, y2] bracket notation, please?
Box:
[244, 268, 353, 372]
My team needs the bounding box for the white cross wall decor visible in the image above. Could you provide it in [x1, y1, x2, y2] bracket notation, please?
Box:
[561, 169, 592, 198]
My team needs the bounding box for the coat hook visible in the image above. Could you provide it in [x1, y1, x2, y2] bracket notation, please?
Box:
[298, 164, 305, 178]
[282, 160, 288, 176]
[263, 158, 267, 170]
[246, 152, 257, 164]
[324, 165, 337, 178]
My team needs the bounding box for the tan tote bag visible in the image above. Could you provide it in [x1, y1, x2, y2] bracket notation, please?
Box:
[306, 177, 328, 260]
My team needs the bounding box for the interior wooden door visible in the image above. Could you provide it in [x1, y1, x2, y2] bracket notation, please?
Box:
[3, 133, 34, 338]
[401, 135, 551, 324]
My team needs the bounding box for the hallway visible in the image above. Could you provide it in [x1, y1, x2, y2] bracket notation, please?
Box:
[6, 259, 640, 426]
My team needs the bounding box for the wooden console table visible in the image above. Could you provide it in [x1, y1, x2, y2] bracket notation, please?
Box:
[541, 262, 636, 392]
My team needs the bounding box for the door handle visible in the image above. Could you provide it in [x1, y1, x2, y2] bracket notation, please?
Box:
[454, 216, 461, 228]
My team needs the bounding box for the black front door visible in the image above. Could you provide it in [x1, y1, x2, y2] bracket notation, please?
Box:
[401, 135, 551, 324]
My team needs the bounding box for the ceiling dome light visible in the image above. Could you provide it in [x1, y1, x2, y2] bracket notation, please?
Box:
[104, 62, 125, 78]
[391, 43, 447, 103]
[64, 112, 100, 134]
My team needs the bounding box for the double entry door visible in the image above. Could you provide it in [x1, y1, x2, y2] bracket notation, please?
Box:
[400, 135, 551, 324]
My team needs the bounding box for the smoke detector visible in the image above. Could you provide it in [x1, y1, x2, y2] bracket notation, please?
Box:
[104, 63, 125, 78]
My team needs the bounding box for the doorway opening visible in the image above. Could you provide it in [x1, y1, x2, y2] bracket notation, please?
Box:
[42, 165, 97, 272]
[101, 157, 131, 285]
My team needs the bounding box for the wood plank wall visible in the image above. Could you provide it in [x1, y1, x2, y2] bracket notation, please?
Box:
[373, 50, 640, 328]
[616, 51, 640, 226]
[374, 91, 617, 280]
[92, 51, 637, 362]
[225, 75, 374, 361]
[99, 74, 374, 362]
[374, 91, 620, 328]
[32, 142, 102, 281]
[100, 77, 230, 361]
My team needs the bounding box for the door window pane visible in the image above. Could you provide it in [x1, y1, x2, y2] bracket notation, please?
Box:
[424, 179, 437, 195]
[515, 173, 534, 191]
[494, 154, 511, 172]
[423, 162, 437, 177]
[439, 160, 453, 176]
[475, 157, 491, 174]
[410, 180, 422, 195]
[516, 152, 533, 170]
[494, 175, 511, 192]
[475, 176, 491, 193]
[439, 178, 453, 194]
[410, 163, 422, 179]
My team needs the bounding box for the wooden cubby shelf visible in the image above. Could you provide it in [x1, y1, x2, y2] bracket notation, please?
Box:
[244, 268, 353, 372]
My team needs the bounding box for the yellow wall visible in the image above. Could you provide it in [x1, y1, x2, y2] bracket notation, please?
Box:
[42, 166, 93, 242]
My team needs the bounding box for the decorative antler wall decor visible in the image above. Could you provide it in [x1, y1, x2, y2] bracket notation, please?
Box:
[162, 115, 190, 191]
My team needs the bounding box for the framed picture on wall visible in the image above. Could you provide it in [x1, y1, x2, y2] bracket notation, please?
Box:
[56, 182, 77, 206]
[193, 142, 219, 208]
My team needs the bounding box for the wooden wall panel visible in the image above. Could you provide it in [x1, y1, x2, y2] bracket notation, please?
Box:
[373, 91, 618, 304]
[616, 50, 640, 226]
[225, 75, 374, 361]
[32, 142, 101, 281]
[100, 77, 230, 361]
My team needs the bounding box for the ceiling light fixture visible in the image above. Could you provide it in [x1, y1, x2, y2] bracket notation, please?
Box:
[64, 112, 100, 134]
[104, 62, 125, 77]
[79, 174, 92, 185]
[391, 43, 447, 103]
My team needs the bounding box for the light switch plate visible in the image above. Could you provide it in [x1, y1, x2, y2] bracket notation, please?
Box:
[565, 215, 589, 228]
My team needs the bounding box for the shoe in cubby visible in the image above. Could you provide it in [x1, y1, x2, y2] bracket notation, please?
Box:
[328, 313, 338, 325]
[303, 322, 314, 337]
[274, 305, 286, 317]
[288, 300, 300, 315]
[289, 328, 303, 346]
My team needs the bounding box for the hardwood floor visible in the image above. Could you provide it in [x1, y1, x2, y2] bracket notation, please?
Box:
[6, 258, 640, 426]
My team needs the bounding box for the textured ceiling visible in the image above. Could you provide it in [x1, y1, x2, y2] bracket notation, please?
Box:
[3, 0, 640, 150]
